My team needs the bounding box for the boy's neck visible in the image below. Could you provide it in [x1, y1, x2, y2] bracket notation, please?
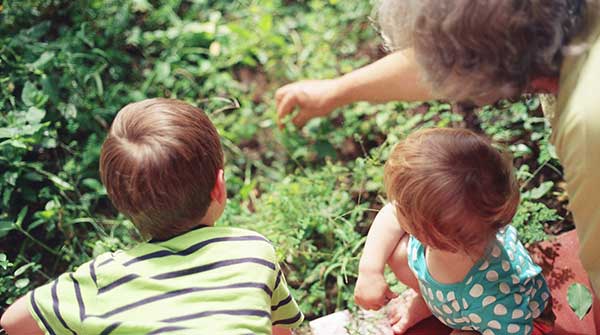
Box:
[199, 211, 218, 227]
[199, 219, 216, 227]
[199, 200, 225, 227]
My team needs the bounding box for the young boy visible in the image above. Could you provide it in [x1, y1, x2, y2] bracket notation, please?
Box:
[355, 128, 554, 335]
[1, 98, 303, 335]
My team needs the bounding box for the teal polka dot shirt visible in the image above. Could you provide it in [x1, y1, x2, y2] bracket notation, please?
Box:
[408, 225, 551, 335]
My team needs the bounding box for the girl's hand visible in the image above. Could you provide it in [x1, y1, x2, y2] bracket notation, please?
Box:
[275, 79, 341, 128]
[354, 271, 398, 310]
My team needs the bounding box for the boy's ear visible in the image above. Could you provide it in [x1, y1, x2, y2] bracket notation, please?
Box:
[210, 169, 226, 205]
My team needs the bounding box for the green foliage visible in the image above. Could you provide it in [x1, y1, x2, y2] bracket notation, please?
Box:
[0, 0, 381, 318]
[0, 253, 40, 306]
[0, 0, 566, 323]
[223, 162, 370, 315]
[511, 179, 561, 245]
[568, 283, 593, 320]
[512, 200, 559, 245]
[479, 98, 566, 245]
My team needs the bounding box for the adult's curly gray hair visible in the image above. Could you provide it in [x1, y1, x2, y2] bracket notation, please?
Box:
[376, 0, 589, 104]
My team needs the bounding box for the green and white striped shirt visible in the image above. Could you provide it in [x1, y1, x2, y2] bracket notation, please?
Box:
[28, 226, 303, 335]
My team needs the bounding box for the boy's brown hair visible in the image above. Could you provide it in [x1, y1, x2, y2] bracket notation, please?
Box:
[99, 98, 223, 240]
[384, 128, 519, 253]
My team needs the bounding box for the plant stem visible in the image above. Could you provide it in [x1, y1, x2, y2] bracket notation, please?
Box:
[17, 228, 60, 256]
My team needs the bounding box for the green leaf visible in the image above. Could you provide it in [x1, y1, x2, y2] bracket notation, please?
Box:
[15, 278, 30, 289]
[48, 174, 74, 191]
[2, 188, 13, 208]
[34, 168, 75, 191]
[20, 123, 46, 136]
[1, 139, 28, 149]
[0, 220, 15, 239]
[568, 283, 593, 320]
[14, 263, 35, 277]
[14, 206, 28, 229]
[314, 140, 337, 159]
[0, 253, 10, 270]
[155, 61, 171, 82]
[29, 51, 55, 70]
[60, 103, 78, 119]
[0, 127, 16, 139]
[258, 14, 273, 32]
[82, 178, 104, 193]
[132, 0, 152, 12]
[26, 107, 46, 124]
[511, 101, 528, 114]
[21, 81, 39, 106]
[523, 181, 553, 200]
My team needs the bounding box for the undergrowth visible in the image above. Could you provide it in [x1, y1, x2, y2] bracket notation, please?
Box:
[0, 0, 565, 322]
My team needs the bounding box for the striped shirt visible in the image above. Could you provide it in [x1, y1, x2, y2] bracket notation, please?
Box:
[27, 226, 303, 335]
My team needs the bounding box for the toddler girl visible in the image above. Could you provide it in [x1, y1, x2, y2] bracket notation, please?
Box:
[355, 128, 555, 335]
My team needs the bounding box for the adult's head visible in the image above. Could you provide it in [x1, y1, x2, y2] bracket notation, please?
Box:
[100, 98, 225, 240]
[378, 0, 587, 105]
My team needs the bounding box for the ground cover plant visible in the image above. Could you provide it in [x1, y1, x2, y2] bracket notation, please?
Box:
[0, 0, 571, 328]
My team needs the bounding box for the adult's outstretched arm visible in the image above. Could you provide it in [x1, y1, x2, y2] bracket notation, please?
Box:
[275, 49, 434, 128]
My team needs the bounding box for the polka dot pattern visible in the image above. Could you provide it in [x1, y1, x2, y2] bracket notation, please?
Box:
[469, 313, 482, 323]
[514, 294, 522, 305]
[436, 290, 444, 302]
[507, 324, 520, 333]
[405, 226, 551, 333]
[470, 284, 484, 298]
[482, 296, 496, 307]
[493, 304, 507, 316]
[491, 246, 501, 258]
[486, 270, 499, 282]
[487, 320, 501, 329]
[512, 309, 524, 319]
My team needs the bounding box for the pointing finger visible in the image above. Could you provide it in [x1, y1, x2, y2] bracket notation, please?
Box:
[277, 93, 299, 128]
[275, 85, 288, 103]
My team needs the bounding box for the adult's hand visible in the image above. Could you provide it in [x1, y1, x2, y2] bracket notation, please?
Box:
[275, 50, 433, 129]
[275, 79, 341, 128]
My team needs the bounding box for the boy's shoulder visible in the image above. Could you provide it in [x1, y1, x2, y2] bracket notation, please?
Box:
[214, 226, 271, 240]
[156, 225, 276, 259]
[205, 226, 274, 247]
[217, 226, 276, 253]
[148, 225, 273, 246]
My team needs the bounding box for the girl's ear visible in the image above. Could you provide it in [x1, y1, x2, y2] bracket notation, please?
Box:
[210, 169, 226, 205]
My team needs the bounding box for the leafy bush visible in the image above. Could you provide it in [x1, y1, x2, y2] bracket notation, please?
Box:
[0, 0, 380, 315]
[0, 0, 567, 324]
[223, 162, 371, 316]
[512, 200, 559, 245]
[0, 253, 41, 306]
